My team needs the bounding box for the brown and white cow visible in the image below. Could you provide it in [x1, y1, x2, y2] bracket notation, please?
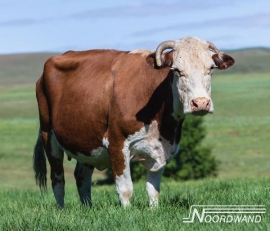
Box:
[33, 37, 234, 208]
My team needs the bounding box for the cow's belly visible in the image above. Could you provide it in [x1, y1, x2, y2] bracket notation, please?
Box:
[124, 120, 179, 172]
[64, 147, 110, 171]
[53, 131, 110, 170]
[53, 120, 178, 172]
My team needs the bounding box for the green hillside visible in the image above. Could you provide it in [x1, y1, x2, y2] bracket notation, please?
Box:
[0, 47, 270, 86]
[0, 53, 58, 86]
[218, 47, 270, 75]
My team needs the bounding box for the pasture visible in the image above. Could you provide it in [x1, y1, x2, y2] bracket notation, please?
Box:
[0, 179, 269, 231]
[0, 51, 270, 230]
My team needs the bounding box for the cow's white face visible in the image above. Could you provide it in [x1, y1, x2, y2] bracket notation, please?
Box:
[156, 37, 234, 118]
[171, 38, 216, 116]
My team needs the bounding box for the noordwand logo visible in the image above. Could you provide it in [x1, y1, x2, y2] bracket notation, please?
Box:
[183, 205, 266, 223]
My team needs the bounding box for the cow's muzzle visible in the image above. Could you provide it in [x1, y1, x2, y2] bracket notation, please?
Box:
[190, 97, 211, 115]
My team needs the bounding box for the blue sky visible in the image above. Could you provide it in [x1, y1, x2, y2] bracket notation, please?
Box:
[0, 0, 269, 54]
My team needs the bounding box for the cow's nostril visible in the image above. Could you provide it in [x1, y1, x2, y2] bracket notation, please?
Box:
[206, 99, 210, 107]
[191, 100, 198, 108]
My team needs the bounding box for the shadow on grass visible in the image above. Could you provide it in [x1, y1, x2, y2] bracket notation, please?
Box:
[93, 178, 114, 185]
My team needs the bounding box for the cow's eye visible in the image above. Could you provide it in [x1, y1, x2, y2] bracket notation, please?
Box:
[208, 66, 215, 75]
[171, 67, 184, 76]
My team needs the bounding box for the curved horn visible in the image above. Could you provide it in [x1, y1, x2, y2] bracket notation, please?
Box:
[208, 41, 219, 53]
[155, 40, 175, 66]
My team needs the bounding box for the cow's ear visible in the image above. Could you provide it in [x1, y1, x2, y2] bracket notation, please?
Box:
[146, 51, 173, 68]
[212, 52, 235, 70]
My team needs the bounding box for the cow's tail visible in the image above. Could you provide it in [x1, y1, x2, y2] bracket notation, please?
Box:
[33, 128, 47, 192]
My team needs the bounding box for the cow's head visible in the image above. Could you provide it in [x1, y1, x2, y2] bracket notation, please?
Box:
[155, 37, 234, 118]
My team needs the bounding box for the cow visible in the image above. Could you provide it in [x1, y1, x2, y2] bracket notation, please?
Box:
[33, 36, 234, 208]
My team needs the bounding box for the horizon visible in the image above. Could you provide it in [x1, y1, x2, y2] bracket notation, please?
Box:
[1, 46, 270, 56]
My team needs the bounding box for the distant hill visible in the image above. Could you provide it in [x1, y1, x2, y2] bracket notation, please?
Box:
[217, 47, 270, 75]
[0, 48, 270, 86]
[0, 53, 59, 86]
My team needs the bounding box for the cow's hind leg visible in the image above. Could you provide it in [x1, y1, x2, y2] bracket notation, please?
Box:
[43, 131, 65, 208]
[146, 168, 164, 207]
[74, 162, 94, 206]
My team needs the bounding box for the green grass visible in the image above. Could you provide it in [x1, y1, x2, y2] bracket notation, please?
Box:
[204, 73, 270, 178]
[0, 70, 270, 230]
[0, 179, 269, 231]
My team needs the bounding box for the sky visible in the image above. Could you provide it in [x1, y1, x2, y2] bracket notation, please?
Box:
[0, 0, 269, 54]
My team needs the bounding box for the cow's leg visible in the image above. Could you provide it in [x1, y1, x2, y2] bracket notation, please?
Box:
[109, 145, 133, 206]
[74, 162, 94, 206]
[42, 130, 65, 208]
[146, 167, 164, 207]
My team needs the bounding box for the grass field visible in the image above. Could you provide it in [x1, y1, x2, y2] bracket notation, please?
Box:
[0, 63, 270, 229]
[0, 179, 269, 230]
[204, 72, 270, 178]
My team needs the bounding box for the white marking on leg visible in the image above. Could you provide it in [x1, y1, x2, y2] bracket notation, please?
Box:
[115, 141, 133, 206]
[115, 173, 133, 206]
[146, 168, 164, 207]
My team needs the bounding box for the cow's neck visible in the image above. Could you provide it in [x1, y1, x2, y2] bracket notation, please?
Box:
[171, 74, 185, 121]
[135, 70, 185, 145]
[159, 73, 185, 144]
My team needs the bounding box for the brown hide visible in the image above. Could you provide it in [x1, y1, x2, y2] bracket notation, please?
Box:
[36, 50, 178, 161]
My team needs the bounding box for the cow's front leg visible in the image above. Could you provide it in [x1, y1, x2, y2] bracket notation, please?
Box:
[74, 162, 94, 206]
[146, 167, 164, 207]
[109, 145, 133, 206]
[115, 166, 133, 206]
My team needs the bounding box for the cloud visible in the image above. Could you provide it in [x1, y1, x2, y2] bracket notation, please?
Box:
[0, 19, 37, 27]
[70, 1, 224, 19]
[0, 17, 58, 27]
[0, 1, 238, 28]
[129, 13, 270, 37]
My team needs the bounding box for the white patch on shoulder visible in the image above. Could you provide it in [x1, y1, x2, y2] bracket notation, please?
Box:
[52, 131, 110, 171]
[129, 49, 152, 57]
[124, 120, 177, 172]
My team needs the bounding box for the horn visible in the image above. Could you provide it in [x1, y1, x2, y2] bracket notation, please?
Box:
[155, 40, 175, 66]
[208, 41, 219, 53]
